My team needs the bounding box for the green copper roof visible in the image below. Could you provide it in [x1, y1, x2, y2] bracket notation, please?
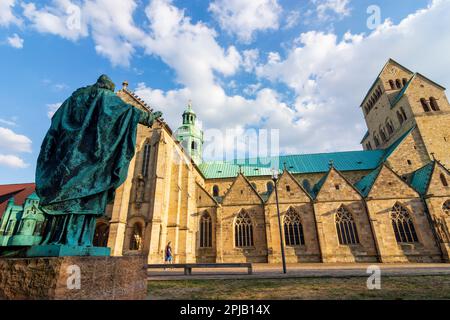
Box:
[199, 150, 385, 179]
[410, 161, 434, 195]
[354, 165, 383, 197]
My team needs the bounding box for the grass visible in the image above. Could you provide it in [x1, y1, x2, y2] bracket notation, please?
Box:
[147, 275, 450, 300]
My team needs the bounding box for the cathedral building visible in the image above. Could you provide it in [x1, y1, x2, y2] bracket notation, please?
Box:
[103, 59, 450, 264]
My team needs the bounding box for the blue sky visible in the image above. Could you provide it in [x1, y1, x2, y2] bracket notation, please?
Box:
[1, 0, 448, 184]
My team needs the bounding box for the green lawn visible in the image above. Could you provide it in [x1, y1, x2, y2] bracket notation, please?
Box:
[148, 275, 450, 300]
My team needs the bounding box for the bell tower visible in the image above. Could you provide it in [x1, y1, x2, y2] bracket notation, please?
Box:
[175, 101, 204, 164]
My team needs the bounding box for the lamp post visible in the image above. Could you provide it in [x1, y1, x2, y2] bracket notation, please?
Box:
[272, 169, 287, 274]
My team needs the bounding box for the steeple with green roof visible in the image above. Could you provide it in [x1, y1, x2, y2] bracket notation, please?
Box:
[175, 101, 204, 164]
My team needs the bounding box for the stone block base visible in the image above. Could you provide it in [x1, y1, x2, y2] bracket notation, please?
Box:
[0, 255, 147, 300]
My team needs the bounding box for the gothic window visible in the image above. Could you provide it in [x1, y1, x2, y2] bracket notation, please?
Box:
[389, 80, 395, 90]
[335, 206, 359, 245]
[396, 79, 402, 89]
[443, 201, 450, 215]
[93, 222, 110, 247]
[284, 208, 305, 246]
[400, 107, 407, 120]
[212, 185, 219, 197]
[391, 204, 418, 243]
[142, 143, 151, 177]
[266, 181, 274, 194]
[129, 223, 143, 250]
[199, 211, 212, 248]
[235, 211, 254, 247]
[421, 98, 431, 112]
[373, 133, 380, 148]
[440, 173, 448, 187]
[430, 97, 440, 111]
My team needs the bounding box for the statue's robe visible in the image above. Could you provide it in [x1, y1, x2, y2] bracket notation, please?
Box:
[36, 83, 151, 217]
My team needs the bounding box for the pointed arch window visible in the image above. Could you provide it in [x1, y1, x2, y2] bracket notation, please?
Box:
[129, 223, 143, 250]
[142, 143, 151, 177]
[391, 204, 418, 243]
[440, 173, 448, 187]
[212, 185, 219, 197]
[284, 208, 305, 246]
[430, 97, 440, 111]
[336, 206, 359, 245]
[421, 98, 430, 112]
[235, 211, 254, 247]
[443, 200, 450, 215]
[199, 211, 212, 248]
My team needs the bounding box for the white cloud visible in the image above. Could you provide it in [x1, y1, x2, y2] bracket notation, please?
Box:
[0, 127, 32, 153]
[208, 0, 282, 43]
[0, 154, 28, 168]
[47, 102, 61, 118]
[0, 0, 22, 26]
[255, 0, 450, 152]
[0, 118, 17, 126]
[313, 0, 351, 21]
[7, 33, 24, 48]
[242, 49, 259, 73]
[284, 10, 301, 29]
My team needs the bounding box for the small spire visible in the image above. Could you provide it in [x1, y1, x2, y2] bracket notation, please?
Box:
[122, 81, 129, 90]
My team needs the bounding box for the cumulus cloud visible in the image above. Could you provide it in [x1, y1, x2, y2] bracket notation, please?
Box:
[6, 33, 24, 48]
[0, 0, 22, 26]
[0, 127, 32, 153]
[0, 154, 29, 168]
[208, 0, 282, 43]
[313, 0, 351, 21]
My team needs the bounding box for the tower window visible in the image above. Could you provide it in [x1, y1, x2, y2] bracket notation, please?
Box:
[396, 79, 402, 89]
[430, 97, 440, 111]
[400, 107, 407, 120]
[191, 141, 197, 150]
[212, 185, 219, 197]
[440, 173, 448, 187]
[389, 80, 395, 90]
[421, 98, 430, 112]
[142, 144, 151, 177]
[402, 78, 408, 86]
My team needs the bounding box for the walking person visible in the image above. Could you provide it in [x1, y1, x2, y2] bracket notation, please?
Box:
[164, 241, 173, 269]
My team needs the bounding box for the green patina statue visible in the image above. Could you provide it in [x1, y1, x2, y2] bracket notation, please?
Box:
[32, 75, 162, 256]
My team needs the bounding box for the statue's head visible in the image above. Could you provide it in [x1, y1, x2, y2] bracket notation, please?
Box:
[95, 74, 116, 92]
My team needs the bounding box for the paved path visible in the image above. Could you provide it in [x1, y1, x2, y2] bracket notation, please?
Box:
[148, 263, 450, 280]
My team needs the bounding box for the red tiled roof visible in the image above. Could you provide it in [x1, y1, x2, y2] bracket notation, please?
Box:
[0, 183, 36, 218]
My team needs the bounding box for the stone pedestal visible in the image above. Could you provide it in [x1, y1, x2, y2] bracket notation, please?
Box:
[0, 255, 147, 300]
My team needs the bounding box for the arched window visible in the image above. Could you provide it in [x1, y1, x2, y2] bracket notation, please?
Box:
[396, 79, 402, 89]
[335, 206, 359, 245]
[397, 111, 404, 125]
[400, 107, 407, 120]
[142, 143, 151, 177]
[389, 80, 395, 90]
[266, 181, 274, 194]
[443, 200, 450, 215]
[402, 78, 408, 86]
[440, 173, 448, 187]
[421, 98, 430, 112]
[199, 211, 212, 248]
[235, 211, 254, 247]
[129, 223, 143, 250]
[373, 134, 380, 148]
[386, 119, 394, 135]
[93, 222, 109, 247]
[430, 97, 440, 111]
[284, 208, 305, 246]
[379, 128, 387, 142]
[191, 141, 197, 150]
[391, 203, 418, 243]
[212, 185, 219, 197]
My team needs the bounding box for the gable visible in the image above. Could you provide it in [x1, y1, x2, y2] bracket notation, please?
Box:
[426, 162, 450, 197]
[196, 182, 218, 208]
[315, 168, 362, 202]
[222, 174, 263, 206]
[367, 165, 419, 199]
[266, 171, 311, 204]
